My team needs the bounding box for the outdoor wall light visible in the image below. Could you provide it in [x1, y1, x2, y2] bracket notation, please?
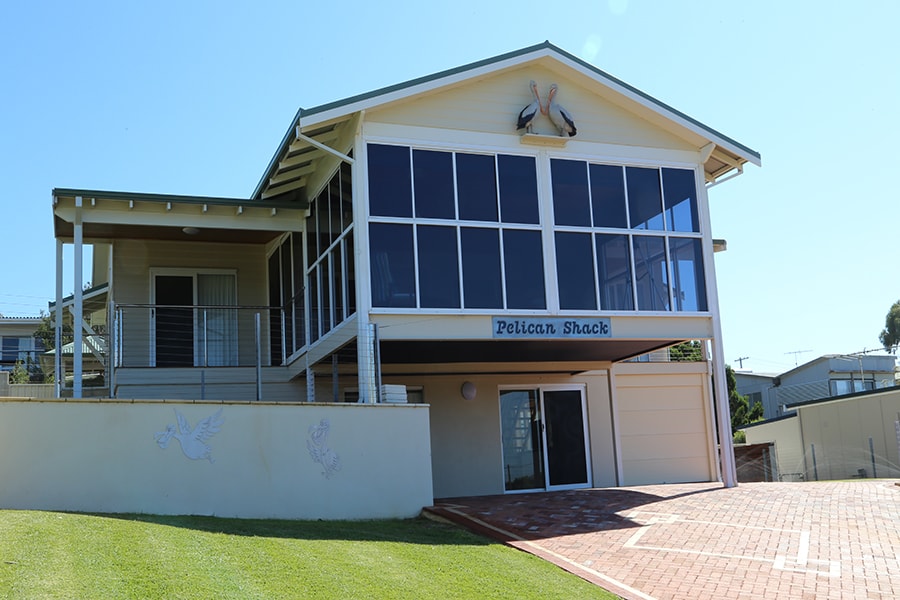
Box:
[182, 227, 200, 235]
[461, 381, 477, 401]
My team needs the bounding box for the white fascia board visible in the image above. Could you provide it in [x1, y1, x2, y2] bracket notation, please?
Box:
[54, 204, 304, 233]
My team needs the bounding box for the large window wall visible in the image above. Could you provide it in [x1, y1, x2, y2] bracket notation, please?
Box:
[366, 142, 707, 314]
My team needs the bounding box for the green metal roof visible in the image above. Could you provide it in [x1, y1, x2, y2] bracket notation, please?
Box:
[54, 187, 307, 210]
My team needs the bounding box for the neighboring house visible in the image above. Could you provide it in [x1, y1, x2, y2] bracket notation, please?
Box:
[49, 41, 759, 497]
[742, 385, 900, 481]
[736, 354, 897, 420]
[0, 316, 44, 375]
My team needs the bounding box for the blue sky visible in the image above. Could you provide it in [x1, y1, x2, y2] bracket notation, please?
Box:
[2, 0, 898, 373]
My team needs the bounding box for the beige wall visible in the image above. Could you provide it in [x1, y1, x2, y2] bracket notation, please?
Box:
[797, 389, 900, 480]
[388, 363, 710, 499]
[613, 362, 716, 486]
[743, 416, 805, 480]
[0, 399, 432, 520]
[367, 64, 696, 152]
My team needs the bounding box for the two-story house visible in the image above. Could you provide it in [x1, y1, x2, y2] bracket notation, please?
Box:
[50, 41, 759, 502]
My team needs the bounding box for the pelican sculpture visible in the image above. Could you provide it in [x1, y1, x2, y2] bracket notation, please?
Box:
[516, 80, 543, 133]
[154, 408, 224, 463]
[547, 84, 577, 137]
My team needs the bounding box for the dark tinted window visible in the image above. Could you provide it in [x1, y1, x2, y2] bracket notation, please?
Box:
[417, 225, 460, 308]
[596, 234, 633, 310]
[590, 164, 627, 228]
[663, 168, 699, 232]
[498, 155, 539, 224]
[414, 149, 455, 219]
[627, 167, 664, 230]
[555, 232, 597, 310]
[503, 229, 545, 309]
[369, 223, 416, 308]
[461, 228, 503, 309]
[669, 237, 707, 311]
[368, 144, 412, 217]
[456, 153, 498, 222]
[551, 159, 591, 226]
[632, 236, 668, 311]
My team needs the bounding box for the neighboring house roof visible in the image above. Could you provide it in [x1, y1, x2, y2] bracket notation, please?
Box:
[253, 40, 761, 202]
[740, 413, 798, 430]
[777, 354, 896, 380]
[0, 316, 42, 324]
[44, 339, 108, 356]
[784, 383, 900, 410]
[48, 282, 109, 310]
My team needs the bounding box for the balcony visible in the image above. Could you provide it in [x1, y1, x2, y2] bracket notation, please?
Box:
[109, 302, 309, 401]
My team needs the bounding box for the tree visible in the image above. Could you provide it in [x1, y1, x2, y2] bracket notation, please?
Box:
[670, 340, 702, 362]
[879, 300, 900, 354]
[727, 364, 763, 434]
[9, 361, 30, 384]
[33, 311, 72, 353]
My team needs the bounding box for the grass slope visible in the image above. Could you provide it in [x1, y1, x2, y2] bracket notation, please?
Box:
[0, 511, 619, 599]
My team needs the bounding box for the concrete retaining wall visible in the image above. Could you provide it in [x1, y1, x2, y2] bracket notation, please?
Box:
[0, 398, 432, 520]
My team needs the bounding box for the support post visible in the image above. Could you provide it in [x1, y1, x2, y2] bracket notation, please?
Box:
[357, 322, 379, 403]
[55, 239, 63, 398]
[73, 197, 83, 398]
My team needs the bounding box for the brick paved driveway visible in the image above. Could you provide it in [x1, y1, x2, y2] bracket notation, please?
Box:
[427, 481, 900, 600]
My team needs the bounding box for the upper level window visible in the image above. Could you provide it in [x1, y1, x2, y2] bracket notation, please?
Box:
[550, 159, 706, 313]
[367, 143, 707, 314]
[368, 143, 544, 310]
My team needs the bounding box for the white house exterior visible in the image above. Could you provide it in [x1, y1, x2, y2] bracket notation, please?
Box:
[34, 42, 760, 518]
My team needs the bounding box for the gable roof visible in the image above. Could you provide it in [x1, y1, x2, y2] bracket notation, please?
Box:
[254, 41, 760, 201]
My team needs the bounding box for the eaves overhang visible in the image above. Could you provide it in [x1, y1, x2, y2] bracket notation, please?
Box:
[253, 40, 760, 200]
[52, 188, 308, 244]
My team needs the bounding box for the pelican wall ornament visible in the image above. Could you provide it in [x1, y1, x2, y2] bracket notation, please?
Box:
[154, 408, 225, 464]
[547, 83, 577, 137]
[307, 419, 341, 479]
[516, 80, 543, 133]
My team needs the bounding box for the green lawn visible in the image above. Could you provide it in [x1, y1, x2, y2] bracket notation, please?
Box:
[0, 511, 619, 599]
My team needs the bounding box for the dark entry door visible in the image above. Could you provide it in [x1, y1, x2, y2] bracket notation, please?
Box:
[543, 389, 590, 488]
[155, 275, 194, 367]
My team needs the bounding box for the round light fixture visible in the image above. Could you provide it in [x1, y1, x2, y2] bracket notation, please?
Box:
[460, 381, 477, 401]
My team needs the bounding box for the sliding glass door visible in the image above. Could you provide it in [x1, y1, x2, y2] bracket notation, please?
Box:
[499, 386, 591, 492]
[152, 271, 237, 367]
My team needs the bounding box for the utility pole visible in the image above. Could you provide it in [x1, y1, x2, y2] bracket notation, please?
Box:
[734, 356, 750, 369]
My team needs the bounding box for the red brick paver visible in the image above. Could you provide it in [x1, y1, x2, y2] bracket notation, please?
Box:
[427, 481, 900, 600]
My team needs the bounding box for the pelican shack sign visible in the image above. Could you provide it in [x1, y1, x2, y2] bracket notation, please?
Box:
[492, 317, 611, 339]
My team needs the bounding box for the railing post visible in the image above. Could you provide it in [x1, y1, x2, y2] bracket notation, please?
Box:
[255, 312, 262, 402]
[202, 309, 208, 367]
[281, 308, 287, 365]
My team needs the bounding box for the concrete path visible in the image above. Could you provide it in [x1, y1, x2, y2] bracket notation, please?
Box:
[427, 481, 900, 600]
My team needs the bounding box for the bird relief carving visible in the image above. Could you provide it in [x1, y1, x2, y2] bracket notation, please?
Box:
[307, 419, 341, 479]
[154, 408, 224, 464]
[516, 81, 577, 137]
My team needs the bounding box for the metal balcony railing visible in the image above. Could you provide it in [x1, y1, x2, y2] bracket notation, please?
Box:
[112, 303, 306, 369]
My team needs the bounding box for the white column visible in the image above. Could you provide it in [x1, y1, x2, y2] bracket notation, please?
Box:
[73, 196, 83, 398]
[696, 172, 737, 487]
[55, 239, 63, 398]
